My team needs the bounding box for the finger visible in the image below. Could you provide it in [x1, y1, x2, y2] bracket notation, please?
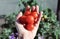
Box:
[35, 5, 39, 14]
[16, 12, 23, 20]
[36, 11, 43, 25]
[32, 11, 43, 33]
[32, 6, 36, 12]
[26, 5, 31, 11]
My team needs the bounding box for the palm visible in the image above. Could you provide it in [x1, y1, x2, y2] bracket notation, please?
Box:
[16, 22, 40, 39]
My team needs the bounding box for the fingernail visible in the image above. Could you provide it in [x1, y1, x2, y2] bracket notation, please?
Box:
[36, 5, 39, 13]
[40, 11, 43, 17]
[26, 5, 30, 10]
[32, 6, 35, 11]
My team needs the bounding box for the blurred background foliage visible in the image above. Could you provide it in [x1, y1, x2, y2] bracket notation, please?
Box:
[0, 0, 60, 39]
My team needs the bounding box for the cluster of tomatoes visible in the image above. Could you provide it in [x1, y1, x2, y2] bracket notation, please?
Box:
[18, 6, 39, 31]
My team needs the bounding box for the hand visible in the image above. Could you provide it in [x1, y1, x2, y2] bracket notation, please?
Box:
[15, 5, 43, 39]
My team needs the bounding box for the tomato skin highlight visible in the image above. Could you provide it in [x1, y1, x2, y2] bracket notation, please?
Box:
[31, 12, 38, 19]
[18, 15, 26, 24]
[26, 15, 34, 24]
[34, 18, 38, 23]
[24, 11, 31, 16]
[25, 24, 34, 31]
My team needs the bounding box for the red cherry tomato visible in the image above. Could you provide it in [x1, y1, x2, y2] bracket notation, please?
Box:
[31, 12, 38, 19]
[24, 11, 31, 16]
[26, 15, 34, 24]
[25, 24, 34, 31]
[18, 15, 26, 24]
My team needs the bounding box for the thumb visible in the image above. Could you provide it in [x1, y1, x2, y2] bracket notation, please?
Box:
[16, 12, 23, 20]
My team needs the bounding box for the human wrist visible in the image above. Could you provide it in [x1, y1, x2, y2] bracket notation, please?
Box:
[18, 34, 23, 39]
[23, 34, 34, 39]
[23, 34, 29, 39]
[18, 34, 28, 39]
